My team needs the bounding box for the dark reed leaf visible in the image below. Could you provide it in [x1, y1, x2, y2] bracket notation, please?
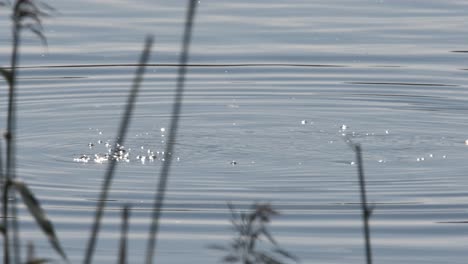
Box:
[24, 24, 47, 46]
[213, 203, 297, 264]
[273, 249, 299, 262]
[83, 36, 153, 264]
[10, 180, 68, 261]
[0, 68, 12, 89]
[144, 1, 198, 263]
[12, 0, 53, 48]
[255, 252, 283, 264]
[260, 227, 277, 246]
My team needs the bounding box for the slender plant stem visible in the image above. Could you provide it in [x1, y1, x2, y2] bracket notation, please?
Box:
[118, 205, 130, 264]
[83, 36, 153, 264]
[6, 17, 19, 186]
[0, 138, 3, 187]
[10, 22, 21, 264]
[355, 144, 372, 264]
[2, 180, 10, 264]
[144, 1, 197, 263]
[3, 17, 21, 264]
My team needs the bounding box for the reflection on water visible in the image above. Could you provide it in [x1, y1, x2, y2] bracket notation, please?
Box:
[1, 0, 468, 263]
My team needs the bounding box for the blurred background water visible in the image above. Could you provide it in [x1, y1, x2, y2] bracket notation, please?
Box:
[1, 0, 468, 263]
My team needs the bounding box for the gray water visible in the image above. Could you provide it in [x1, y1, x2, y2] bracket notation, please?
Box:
[1, 0, 468, 263]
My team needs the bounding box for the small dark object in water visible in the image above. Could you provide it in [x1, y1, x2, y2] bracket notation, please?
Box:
[230, 160, 237, 165]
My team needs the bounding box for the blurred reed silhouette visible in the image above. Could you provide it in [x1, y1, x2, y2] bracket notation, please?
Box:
[210, 203, 298, 264]
[345, 136, 373, 264]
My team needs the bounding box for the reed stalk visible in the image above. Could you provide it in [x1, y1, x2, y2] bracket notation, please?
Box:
[2, 180, 10, 264]
[353, 144, 373, 264]
[3, 1, 54, 261]
[3, 6, 21, 264]
[83, 36, 153, 264]
[144, 1, 197, 263]
[145, 0, 198, 264]
[118, 205, 130, 264]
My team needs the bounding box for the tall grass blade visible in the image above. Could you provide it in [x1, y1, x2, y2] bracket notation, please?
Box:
[144, 1, 198, 263]
[10, 180, 68, 261]
[355, 144, 373, 264]
[345, 138, 373, 264]
[273, 249, 299, 263]
[255, 252, 282, 264]
[0, 68, 12, 87]
[0, 137, 3, 185]
[118, 205, 130, 264]
[4, 23, 20, 264]
[83, 36, 154, 264]
[2, 182, 10, 264]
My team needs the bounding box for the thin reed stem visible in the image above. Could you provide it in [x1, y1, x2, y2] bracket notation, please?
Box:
[2, 180, 10, 264]
[83, 36, 153, 264]
[3, 17, 20, 264]
[118, 205, 130, 264]
[9, 21, 21, 264]
[144, 1, 197, 263]
[0, 134, 5, 182]
[355, 144, 372, 264]
[0, 138, 3, 186]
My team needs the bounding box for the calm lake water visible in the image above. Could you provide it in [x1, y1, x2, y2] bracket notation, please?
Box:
[1, 0, 468, 263]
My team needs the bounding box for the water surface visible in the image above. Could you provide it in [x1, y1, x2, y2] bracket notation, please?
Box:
[1, 0, 468, 263]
